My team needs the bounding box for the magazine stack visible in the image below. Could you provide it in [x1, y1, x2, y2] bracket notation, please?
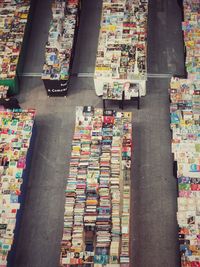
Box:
[0, 109, 36, 266]
[42, 0, 80, 96]
[0, 0, 30, 94]
[182, 0, 200, 80]
[170, 77, 200, 267]
[169, 1, 200, 265]
[94, 0, 148, 98]
[60, 106, 132, 266]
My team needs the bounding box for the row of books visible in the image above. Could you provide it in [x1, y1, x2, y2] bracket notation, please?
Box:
[95, 0, 148, 100]
[0, 86, 9, 99]
[60, 106, 132, 266]
[169, 77, 200, 266]
[0, 109, 36, 266]
[0, 0, 30, 80]
[182, 0, 200, 80]
[42, 0, 79, 81]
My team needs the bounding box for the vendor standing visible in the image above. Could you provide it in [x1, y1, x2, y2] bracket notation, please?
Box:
[0, 97, 21, 110]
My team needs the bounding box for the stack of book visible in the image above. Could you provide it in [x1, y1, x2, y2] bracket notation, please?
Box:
[95, 111, 112, 256]
[182, 0, 200, 80]
[42, 0, 79, 81]
[0, 0, 30, 80]
[0, 109, 36, 266]
[60, 106, 132, 266]
[120, 185, 131, 264]
[169, 77, 200, 266]
[95, 0, 148, 99]
[0, 86, 9, 99]
[120, 112, 132, 265]
[110, 133, 121, 262]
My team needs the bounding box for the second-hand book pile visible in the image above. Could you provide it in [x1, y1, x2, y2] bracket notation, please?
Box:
[60, 106, 132, 266]
[95, 0, 148, 99]
[182, 0, 200, 80]
[169, 77, 200, 267]
[0, 109, 36, 267]
[0, 0, 30, 80]
[42, 0, 79, 81]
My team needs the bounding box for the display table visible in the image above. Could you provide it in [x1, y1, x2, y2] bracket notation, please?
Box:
[102, 82, 141, 109]
[94, 0, 148, 99]
[42, 79, 69, 97]
[170, 2, 200, 266]
[169, 77, 200, 267]
[0, 109, 36, 266]
[182, 0, 199, 80]
[42, 0, 80, 97]
[0, 0, 35, 96]
[60, 106, 132, 266]
[94, 76, 147, 97]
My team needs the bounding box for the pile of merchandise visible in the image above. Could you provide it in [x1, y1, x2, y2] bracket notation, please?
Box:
[0, 0, 30, 79]
[60, 106, 132, 266]
[182, 0, 200, 80]
[42, 0, 79, 81]
[95, 0, 148, 99]
[170, 77, 200, 266]
[0, 109, 36, 266]
[169, 2, 200, 266]
[169, 2, 200, 265]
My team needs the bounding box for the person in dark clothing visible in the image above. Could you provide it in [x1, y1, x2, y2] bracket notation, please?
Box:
[177, 0, 183, 8]
[0, 97, 21, 110]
